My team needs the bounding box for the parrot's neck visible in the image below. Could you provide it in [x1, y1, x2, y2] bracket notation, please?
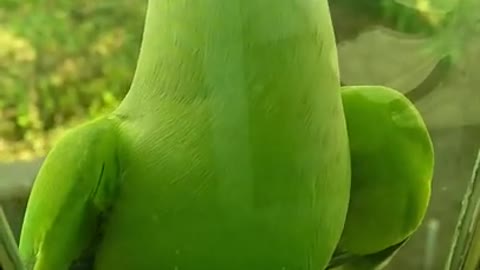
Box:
[117, 0, 340, 117]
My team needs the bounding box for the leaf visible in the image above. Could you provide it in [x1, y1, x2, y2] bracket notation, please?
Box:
[445, 149, 480, 270]
[337, 2, 480, 130]
[394, 0, 460, 25]
[338, 27, 441, 93]
[414, 36, 480, 129]
[0, 206, 23, 270]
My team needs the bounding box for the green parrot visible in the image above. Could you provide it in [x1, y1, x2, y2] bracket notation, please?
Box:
[15, 0, 433, 270]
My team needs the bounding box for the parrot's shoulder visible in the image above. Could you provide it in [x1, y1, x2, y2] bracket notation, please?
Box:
[20, 114, 123, 269]
[30, 114, 122, 221]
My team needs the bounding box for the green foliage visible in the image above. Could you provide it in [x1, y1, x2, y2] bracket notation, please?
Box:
[0, 0, 146, 160]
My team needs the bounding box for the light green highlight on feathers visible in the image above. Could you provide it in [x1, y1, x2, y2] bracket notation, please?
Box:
[19, 116, 120, 270]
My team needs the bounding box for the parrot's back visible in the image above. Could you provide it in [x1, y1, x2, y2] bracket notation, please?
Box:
[19, 1, 352, 270]
[95, 1, 351, 269]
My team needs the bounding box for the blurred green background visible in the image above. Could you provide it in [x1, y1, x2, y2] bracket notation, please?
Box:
[1, 0, 479, 269]
[0, 0, 146, 161]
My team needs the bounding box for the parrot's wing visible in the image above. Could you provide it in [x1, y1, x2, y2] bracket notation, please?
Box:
[18, 116, 121, 270]
[327, 237, 409, 270]
[332, 85, 434, 268]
